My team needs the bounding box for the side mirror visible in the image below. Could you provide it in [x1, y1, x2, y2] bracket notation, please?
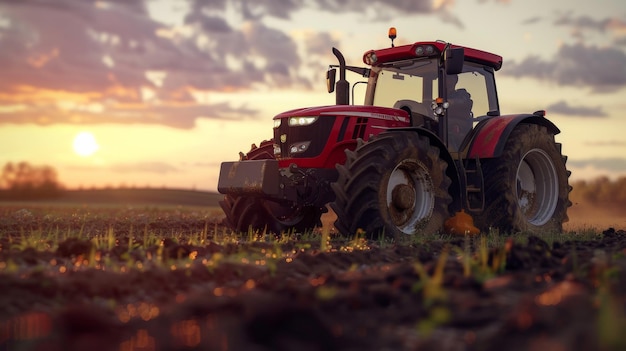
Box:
[445, 47, 464, 75]
[326, 68, 336, 93]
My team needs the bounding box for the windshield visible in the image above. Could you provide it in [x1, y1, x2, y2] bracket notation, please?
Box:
[366, 60, 438, 108]
[364, 59, 499, 151]
[365, 60, 498, 119]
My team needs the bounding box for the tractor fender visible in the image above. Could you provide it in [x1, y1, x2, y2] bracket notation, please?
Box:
[467, 114, 560, 159]
[386, 127, 462, 205]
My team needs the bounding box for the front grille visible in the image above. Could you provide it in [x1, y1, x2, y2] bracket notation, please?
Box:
[351, 117, 368, 139]
[275, 116, 336, 158]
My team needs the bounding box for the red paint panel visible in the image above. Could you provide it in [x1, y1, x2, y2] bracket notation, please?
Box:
[273, 105, 409, 120]
[276, 106, 412, 169]
[468, 115, 518, 158]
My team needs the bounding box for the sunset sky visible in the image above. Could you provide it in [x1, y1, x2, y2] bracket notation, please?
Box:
[1, 0, 626, 191]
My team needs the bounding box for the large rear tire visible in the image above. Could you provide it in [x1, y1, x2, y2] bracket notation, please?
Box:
[330, 132, 452, 239]
[219, 140, 323, 234]
[475, 124, 571, 233]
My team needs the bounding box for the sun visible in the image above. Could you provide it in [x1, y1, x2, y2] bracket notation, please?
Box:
[73, 131, 100, 157]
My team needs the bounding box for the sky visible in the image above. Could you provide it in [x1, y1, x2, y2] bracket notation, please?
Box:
[1, 0, 625, 191]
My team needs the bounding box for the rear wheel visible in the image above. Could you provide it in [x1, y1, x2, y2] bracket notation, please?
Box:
[475, 124, 571, 233]
[331, 132, 452, 239]
[219, 140, 323, 234]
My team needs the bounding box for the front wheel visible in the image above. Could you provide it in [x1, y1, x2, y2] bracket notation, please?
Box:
[330, 132, 452, 239]
[220, 196, 323, 234]
[475, 124, 571, 233]
[219, 140, 323, 234]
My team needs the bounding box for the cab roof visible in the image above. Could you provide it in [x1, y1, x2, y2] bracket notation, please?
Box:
[363, 41, 503, 71]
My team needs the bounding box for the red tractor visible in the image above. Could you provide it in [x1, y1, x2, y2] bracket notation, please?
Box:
[217, 28, 571, 237]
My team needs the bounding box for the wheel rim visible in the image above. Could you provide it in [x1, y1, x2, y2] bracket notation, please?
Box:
[386, 159, 434, 234]
[516, 148, 558, 226]
[264, 202, 305, 226]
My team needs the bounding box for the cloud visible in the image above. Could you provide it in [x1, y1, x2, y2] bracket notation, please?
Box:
[0, 96, 258, 129]
[0, 1, 311, 93]
[236, 0, 446, 18]
[0, 1, 295, 128]
[334, 0, 434, 13]
[303, 31, 340, 58]
[0, 0, 466, 129]
[554, 13, 626, 38]
[521, 16, 542, 25]
[242, 21, 300, 70]
[555, 14, 609, 33]
[234, 0, 301, 20]
[190, 0, 462, 26]
[437, 10, 464, 29]
[503, 43, 626, 93]
[0, 1, 179, 93]
[0, 4, 146, 94]
[184, 12, 232, 33]
[615, 37, 626, 46]
[568, 158, 626, 173]
[546, 100, 607, 118]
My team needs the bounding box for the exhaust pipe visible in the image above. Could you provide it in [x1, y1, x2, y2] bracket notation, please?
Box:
[332, 47, 349, 105]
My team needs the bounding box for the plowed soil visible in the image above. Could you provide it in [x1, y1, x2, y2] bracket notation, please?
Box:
[1, 205, 625, 351]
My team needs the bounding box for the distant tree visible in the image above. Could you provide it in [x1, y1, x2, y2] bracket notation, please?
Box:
[617, 177, 626, 203]
[570, 176, 626, 206]
[0, 161, 64, 200]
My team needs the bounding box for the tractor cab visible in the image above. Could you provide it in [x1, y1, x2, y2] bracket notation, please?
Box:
[366, 57, 500, 152]
[327, 28, 502, 153]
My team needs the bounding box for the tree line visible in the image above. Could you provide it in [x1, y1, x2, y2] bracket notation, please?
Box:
[570, 176, 626, 206]
[0, 162, 64, 200]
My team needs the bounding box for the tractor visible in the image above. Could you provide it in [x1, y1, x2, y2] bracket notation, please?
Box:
[217, 28, 571, 238]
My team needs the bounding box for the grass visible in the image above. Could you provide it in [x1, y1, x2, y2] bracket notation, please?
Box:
[0, 215, 311, 281]
[0, 203, 612, 278]
[0, 203, 619, 275]
[413, 245, 449, 305]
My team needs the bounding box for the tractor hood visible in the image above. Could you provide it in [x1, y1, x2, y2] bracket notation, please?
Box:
[273, 105, 410, 123]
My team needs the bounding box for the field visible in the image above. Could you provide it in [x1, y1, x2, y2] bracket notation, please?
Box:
[1, 189, 625, 351]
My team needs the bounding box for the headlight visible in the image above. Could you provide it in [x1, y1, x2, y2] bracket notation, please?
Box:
[273, 119, 282, 128]
[289, 141, 311, 154]
[364, 52, 378, 65]
[273, 143, 281, 156]
[415, 45, 436, 56]
[288, 116, 317, 127]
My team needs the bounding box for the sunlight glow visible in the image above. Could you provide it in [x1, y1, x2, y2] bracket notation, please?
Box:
[73, 131, 100, 157]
